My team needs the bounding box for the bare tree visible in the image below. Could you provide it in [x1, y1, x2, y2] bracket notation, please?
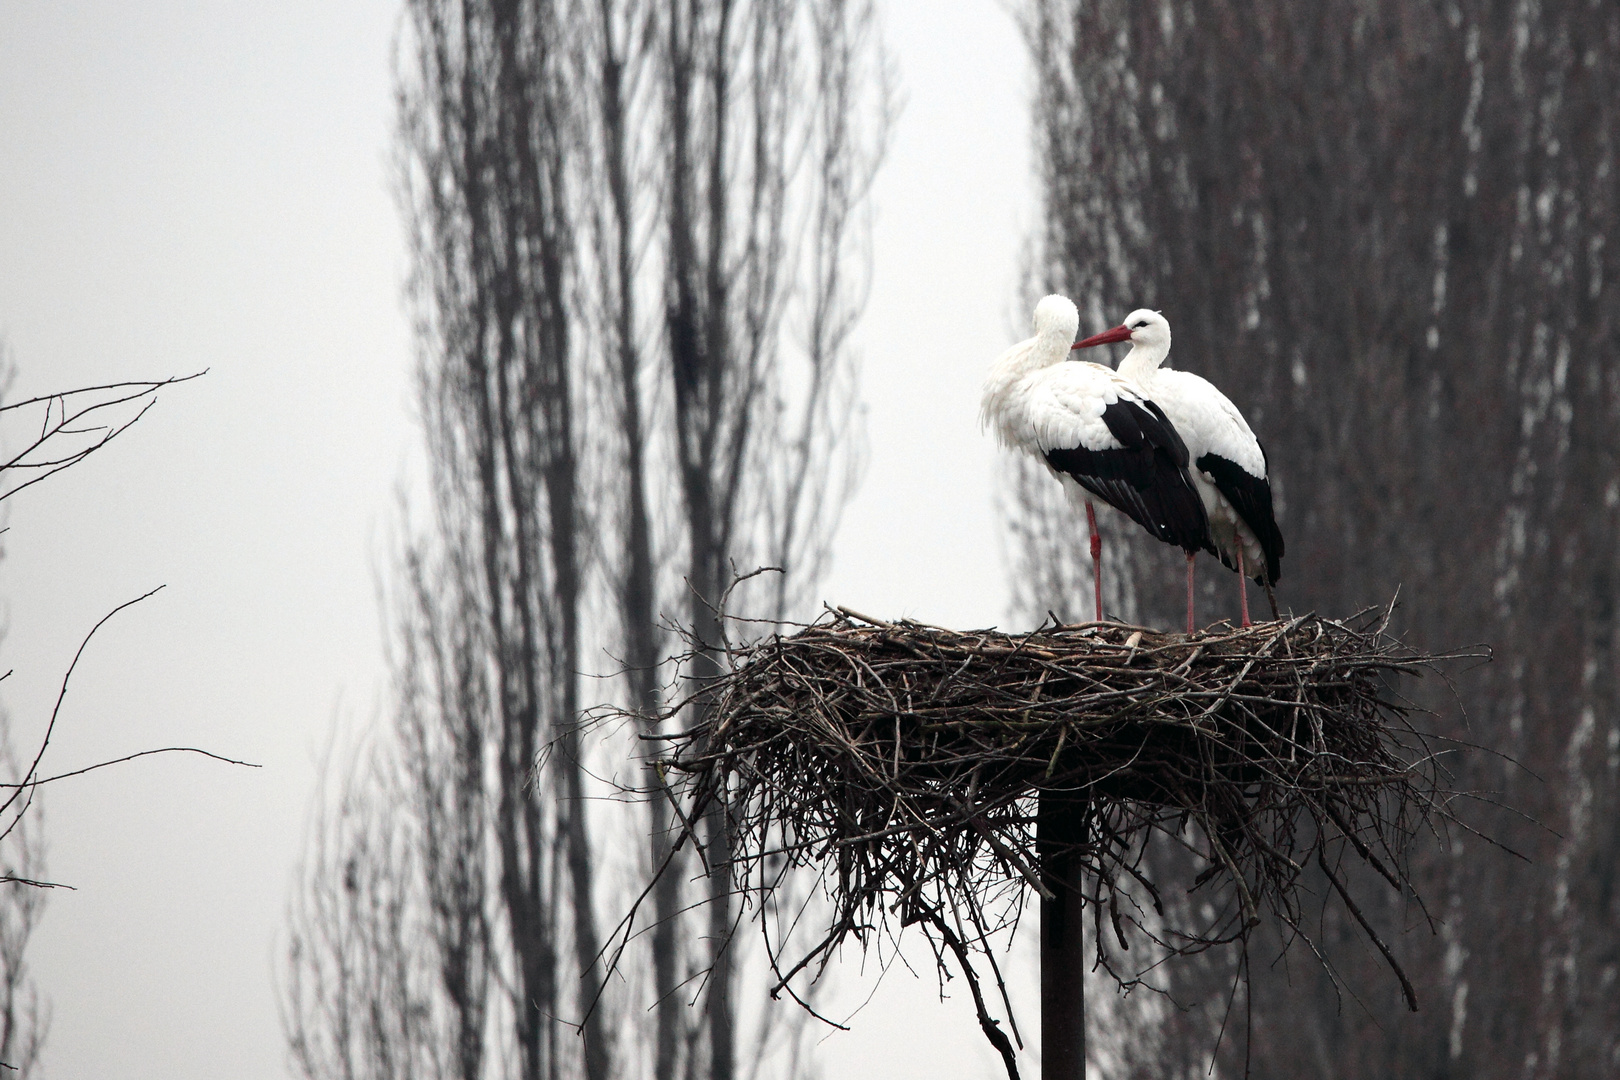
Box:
[286, 4, 605, 1078]
[283, 3, 889, 1079]
[651, 7, 886, 1078]
[283, 735, 438, 1080]
[1016, 1, 1620, 1076]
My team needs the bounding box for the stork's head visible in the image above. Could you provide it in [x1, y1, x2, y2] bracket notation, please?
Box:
[1032, 294, 1080, 342]
[1072, 308, 1170, 353]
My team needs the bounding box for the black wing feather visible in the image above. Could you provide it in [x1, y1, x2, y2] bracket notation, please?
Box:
[1196, 447, 1285, 584]
[1044, 399, 1209, 552]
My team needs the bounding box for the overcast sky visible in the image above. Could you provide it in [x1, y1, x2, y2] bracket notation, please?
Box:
[0, 2, 1034, 1076]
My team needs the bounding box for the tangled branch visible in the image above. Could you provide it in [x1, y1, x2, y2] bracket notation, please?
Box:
[624, 601, 1472, 1067]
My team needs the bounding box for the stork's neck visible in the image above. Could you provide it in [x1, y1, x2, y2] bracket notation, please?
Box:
[981, 326, 1073, 436]
[1117, 339, 1171, 384]
[1030, 326, 1073, 369]
[997, 327, 1071, 380]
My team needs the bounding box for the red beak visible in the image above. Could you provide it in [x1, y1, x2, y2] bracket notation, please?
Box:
[1071, 324, 1133, 350]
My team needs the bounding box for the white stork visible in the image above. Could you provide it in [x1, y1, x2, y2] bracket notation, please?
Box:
[1072, 309, 1284, 627]
[981, 295, 1208, 625]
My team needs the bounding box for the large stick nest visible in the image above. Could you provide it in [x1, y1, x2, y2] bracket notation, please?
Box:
[645, 603, 1466, 1067]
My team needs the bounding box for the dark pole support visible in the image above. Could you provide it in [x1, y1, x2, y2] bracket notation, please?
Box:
[1038, 790, 1086, 1080]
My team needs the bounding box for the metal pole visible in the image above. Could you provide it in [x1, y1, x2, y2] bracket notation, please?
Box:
[1038, 790, 1086, 1080]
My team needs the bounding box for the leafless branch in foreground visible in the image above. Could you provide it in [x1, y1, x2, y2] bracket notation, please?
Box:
[0, 358, 215, 1076]
[0, 372, 205, 505]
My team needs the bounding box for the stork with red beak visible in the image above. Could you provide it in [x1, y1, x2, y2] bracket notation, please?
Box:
[982, 295, 1209, 624]
[1073, 310, 1284, 627]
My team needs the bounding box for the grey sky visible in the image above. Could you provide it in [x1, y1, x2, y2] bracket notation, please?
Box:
[0, 2, 1032, 1076]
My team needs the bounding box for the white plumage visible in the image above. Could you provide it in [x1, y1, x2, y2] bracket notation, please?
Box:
[1073, 309, 1284, 626]
[982, 295, 1208, 623]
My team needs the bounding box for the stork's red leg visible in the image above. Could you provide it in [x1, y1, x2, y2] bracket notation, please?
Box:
[1086, 500, 1103, 622]
[1185, 551, 1196, 635]
[1237, 545, 1252, 627]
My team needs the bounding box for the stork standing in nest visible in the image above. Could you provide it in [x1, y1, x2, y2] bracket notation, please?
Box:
[981, 295, 1208, 627]
[1073, 309, 1284, 626]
